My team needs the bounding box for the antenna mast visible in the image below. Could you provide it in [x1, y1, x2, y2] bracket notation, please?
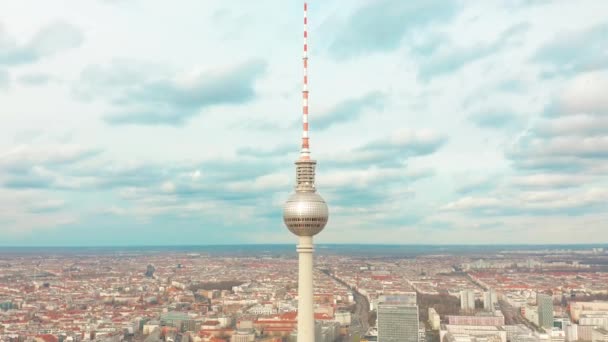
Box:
[301, 2, 310, 160]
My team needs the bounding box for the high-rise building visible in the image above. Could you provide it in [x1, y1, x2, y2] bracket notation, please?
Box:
[282, 3, 329, 342]
[484, 289, 498, 311]
[537, 293, 554, 329]
[461, 290, 476, 311]
[379, 292, 417, 305]
[377, 302, 419, 342]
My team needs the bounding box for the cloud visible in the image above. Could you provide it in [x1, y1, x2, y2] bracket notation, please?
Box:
[418, 219, 455, 231]
[443, 188, 608, 216]
[27, 199, 66, 213]
[248, 92, 387, 132]
[0, 189, 75, 236]
[330, 129, 447, 167]
[326, 186, 414, 213]
[0, 21, 83, 66]
[507, 71, 608, 172]
[17, 72, 54, 86]
[314, 91, 386, 130]
[319, 166, 431, 189]
[455, 175, 499, 195]
[75, 59, 267, 126]
[495, 79, 527, 93]
[533, 23, 608, 77]
[511, 174, 590, 189]
[417, 22, 529, 80]
[469, 110, 524, 129]
[100, 0, 133, 3]
[462, 78, 529, 108]
[0, 144, 101, 172]
[0, 69, 9, 89]
[236, 144, 295, 158]
[317, 163, 432, 217]
[557, 70, 608, 115]
[328, 0, 458, 58]
[3, 170, 55, 189]
[536, 114, 608, 137]
[226, 172, 290, 193]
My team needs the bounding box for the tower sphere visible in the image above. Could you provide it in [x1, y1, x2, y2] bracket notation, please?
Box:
[283, 191, 328, 236]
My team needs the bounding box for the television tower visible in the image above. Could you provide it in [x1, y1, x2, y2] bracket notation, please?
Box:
[282, 2, 329, 341]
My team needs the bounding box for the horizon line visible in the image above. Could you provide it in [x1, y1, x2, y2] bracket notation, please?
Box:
[0, 243, 607, 248]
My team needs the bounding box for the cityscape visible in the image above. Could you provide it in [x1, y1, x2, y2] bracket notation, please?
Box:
[1, 246, 608, 342]
[1, 0, 608, 342]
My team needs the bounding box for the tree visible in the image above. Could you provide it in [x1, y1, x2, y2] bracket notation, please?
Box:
[369, 310, 377, 327]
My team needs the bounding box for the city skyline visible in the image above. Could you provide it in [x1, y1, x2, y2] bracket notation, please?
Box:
[1, 0, 608, 246]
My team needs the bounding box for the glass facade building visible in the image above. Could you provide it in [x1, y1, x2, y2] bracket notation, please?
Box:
[377, 303, 419, 342]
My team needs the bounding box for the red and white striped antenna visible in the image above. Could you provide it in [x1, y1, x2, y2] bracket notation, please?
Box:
[300, 2, 311, 160]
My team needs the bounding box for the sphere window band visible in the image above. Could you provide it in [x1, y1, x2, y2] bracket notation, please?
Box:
[285, 217, 327, 222]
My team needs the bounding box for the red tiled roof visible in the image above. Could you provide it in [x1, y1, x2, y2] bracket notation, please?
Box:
[36, 334, 58, 342]
[314, 313, 332, 320]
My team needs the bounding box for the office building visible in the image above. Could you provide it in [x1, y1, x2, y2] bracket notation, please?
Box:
[484, 289, 498, 311]
[377, 302, 419, 342]
[537, 294, 554, 329]
[379, 292, 417, 305]
[461, 290, 476, 311]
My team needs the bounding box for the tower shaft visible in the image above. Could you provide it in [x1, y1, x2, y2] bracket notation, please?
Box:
[297, 236, 314, 342]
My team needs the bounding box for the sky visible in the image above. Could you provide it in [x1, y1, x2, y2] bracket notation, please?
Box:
[1, 0, 607, 246]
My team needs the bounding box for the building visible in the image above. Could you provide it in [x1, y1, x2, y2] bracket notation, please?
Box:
[377, 302, 419, 342]
[379, 293, 417, 305]
[554, 317, 571, 330]
[549, 328, 565, 342]
[579, 325, 595, 342]
[447, 314, 505, 326]
[537, 294, 554, 329]
[181, 319, 199, 333]
[315, 321, 341, 342]
[570, 302, 608, 321]
[592, 328, 608, 342]
[441, 325, 507, 342]
[231, 330, 255, 342]
[334, 311, 351, 326]
[484, 290, 497, 311]
[160, 312, 191, 330]
[429, 308, 441, 330]
[503, 324, 535, 342]
[143, 321, 160, 335]
[281, 4, 330, 342]
[248, 304, 275, 315]
[523, 305, 540, 326]
[443, 333, 503, 342]
[420, 328, 427, 342]
[461, 291, 476, 311]
[580, 314, 608, 329]
[564, 323, 578, 342]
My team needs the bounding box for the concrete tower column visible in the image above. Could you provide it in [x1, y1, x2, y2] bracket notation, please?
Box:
[297, 236, 314, 342]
